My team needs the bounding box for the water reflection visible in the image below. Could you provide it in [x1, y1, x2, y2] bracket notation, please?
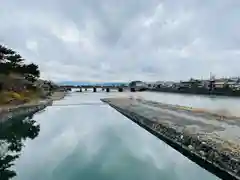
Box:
[9, 92, 219, 180]
[0, 114, 40, 180]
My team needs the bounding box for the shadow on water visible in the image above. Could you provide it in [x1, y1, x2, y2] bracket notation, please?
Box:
[0, 114, 40, 180]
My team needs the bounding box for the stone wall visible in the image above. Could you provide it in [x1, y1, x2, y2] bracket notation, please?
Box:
[0, 100, 52, 123]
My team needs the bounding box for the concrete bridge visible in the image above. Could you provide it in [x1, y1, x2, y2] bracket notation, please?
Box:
[60, 85, 129, 92]
[60, 81, 148, 93]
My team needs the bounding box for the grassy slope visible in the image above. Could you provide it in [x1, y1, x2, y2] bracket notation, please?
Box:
[0, 90, 42, 105]
[0, 74, 44, 105]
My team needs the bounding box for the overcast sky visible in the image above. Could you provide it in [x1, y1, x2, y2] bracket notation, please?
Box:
[0, 0, 240, 82]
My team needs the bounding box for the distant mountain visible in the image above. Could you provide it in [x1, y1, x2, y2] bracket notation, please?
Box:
[57, 81, 128, 86]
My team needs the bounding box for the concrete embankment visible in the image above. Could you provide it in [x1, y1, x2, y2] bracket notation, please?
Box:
[0, 91, 67, 123]
[102, 97, 240, 180]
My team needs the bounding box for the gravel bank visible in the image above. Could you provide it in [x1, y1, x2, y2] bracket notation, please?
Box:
[102, 97, 240, 180]
[0, 91, 67, 123]
[49, 91, 67, 101]
[0, 101, 52, 123]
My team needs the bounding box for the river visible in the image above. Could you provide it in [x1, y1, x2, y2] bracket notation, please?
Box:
[2, 90, 235, 180]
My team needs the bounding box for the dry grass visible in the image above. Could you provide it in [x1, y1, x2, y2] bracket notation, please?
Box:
[0, 90, 41, 105]
[176, 105, 238, 119]
[0, 92, 13, 104]
[178, 105, 207, 112]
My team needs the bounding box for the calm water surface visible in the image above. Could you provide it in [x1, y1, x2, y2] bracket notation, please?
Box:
[135, 91, 240, 116]
[1, 91, 227, 180]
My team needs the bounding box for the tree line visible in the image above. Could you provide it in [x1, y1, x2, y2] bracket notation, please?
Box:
[0, 44, 40, 82]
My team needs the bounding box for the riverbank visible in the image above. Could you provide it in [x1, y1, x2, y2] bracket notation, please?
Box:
[102, 97, 240, 180]
[150, 87, 240, 98]
[0, 91, 67, 123]
[47, 91, 67, 101]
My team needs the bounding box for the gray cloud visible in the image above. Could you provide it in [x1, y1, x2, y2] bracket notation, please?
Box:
[0, 0, 239, 82]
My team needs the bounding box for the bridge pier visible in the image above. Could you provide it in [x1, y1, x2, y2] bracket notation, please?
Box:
[118, 87, 123, 92]
[93, 87, 96, 92]
[106, 88, 110, 92]
[79, 88, 82, 92]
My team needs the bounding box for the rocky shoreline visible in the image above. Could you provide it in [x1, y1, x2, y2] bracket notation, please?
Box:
[102, 98, 240, 180]
[0, 91, 66, 123]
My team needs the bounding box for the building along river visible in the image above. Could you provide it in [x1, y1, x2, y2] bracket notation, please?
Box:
[2, 89, 235, 180]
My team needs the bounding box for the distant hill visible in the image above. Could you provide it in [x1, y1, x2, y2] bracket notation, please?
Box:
[58, 81, 128, 86]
